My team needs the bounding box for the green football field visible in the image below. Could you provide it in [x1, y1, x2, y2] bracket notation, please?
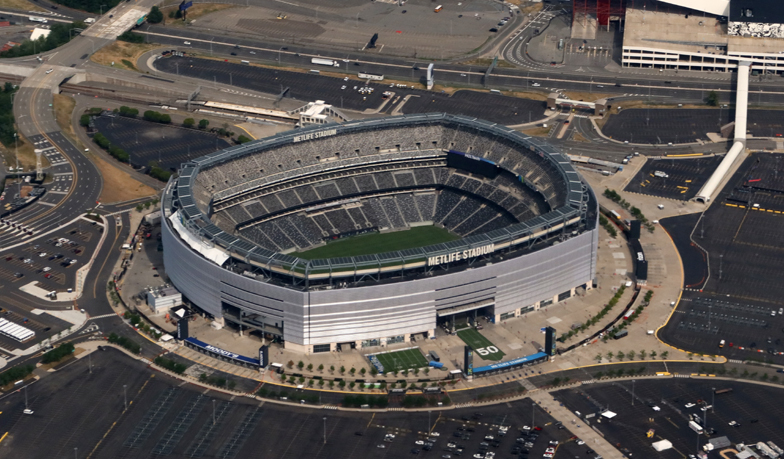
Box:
[293, 225, 459, 260]
[457, 328, 506, 361]
[371, 348, 429, 374]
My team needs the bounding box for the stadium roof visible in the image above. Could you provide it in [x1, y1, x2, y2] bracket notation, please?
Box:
[165, 113, 593, 282]
[657, 0, 729, 17]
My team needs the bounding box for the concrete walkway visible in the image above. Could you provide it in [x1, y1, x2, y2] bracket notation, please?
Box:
[530, 389, 626, 459]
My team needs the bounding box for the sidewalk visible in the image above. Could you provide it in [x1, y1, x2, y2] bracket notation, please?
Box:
[530, 390, 626, 459]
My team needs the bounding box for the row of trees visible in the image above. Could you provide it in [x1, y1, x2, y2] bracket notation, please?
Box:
[560, 285, 627, 342]
[597, 350, 668, 363]
[0, 82, 17, 147]
[603, 189, 655, 233]
[41, 342, 75, 364]
[154, 356, 188, 375]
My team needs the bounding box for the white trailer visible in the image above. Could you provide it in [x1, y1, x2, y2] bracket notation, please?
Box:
[311, 58, 340, 67]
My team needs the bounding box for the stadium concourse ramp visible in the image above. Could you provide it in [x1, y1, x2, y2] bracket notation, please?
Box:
[695, 61, 750, 203]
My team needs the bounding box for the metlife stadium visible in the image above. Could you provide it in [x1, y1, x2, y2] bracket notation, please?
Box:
[161, 113, 599, 353]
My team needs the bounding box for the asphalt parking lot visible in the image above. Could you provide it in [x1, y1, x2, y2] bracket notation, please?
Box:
[1, 220, 102, 294]
[554, 379, 784, 458]
[0, 347, 589, 459]
[153, 56, 545, 125]
[660, 153, 784, 360]
[624, 155, 723, 201]
[603, 108, 784, 144]
[92, 115, 230, 171]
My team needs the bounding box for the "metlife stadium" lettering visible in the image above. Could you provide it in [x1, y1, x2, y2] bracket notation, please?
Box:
[293, 129, 338, 143]
[427, 244, 495, 266]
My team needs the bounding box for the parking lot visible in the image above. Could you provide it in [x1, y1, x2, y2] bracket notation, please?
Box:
[153, 56, 545, 125]
[554, 379, 784, 458]
[1, 220, 103, 294]
[93, 115, 230, 171]
[624, 155, 722, 201]
[603, 108, 784, 144]
[660, 153, 784, 360]
[0, 346, 593, 459]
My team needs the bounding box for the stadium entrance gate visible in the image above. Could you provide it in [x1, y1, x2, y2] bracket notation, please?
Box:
[221, 303, 284, 344]
[436, 299, 495, 334]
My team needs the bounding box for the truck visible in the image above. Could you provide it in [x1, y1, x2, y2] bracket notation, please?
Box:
[689, 421, 703, 434]
[311, 57, 340, 67]
[429, 361, 444, 369]
[613, 329, 628, 340]
[429, 350, 440, 362]
[135, 15, 147, 27]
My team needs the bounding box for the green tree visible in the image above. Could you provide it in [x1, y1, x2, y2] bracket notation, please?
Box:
[318, 364, 324, 372]
[297, 360, 304, 370]
[595, 353, 603, 363]
[198, 119, 209, 129]
[329, 365, 335, 373]
[79, 114, 90, 127]
[307, 363, 313, 372]
[318, 379, 325, 387]
[339, 366, 345, 374]
[183, 117, 195, 128]
[237, 135, 252, 144]
[147, 5, 164, 23]
[706, 90, 719, 107]
[639, 350, 647, 360]
[650, 350, 657, 359]
[627, 350, 636, 361]
[350, 367, 356, 376]
[370, 367, 378, 376]
[360, 368, 366, 376]
[616, 351, 625, 361]
[661, 351, 669, 360]
[606, 351, 614, 361]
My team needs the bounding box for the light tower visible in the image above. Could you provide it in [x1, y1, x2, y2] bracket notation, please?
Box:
[35, 149, 43, 182]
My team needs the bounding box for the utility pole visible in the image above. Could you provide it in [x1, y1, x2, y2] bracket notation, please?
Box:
[631, 379, 635, 406]
[123, 384, 127, 411]
[213, 399, 216, 425]
[323, 416, 327, 445]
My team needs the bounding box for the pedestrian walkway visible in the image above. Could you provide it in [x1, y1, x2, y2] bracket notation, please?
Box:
[530, 390, 626, 459]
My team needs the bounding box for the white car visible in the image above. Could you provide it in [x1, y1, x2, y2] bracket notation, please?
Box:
[531, 83, 541, 87]
[39, 252, 47, 257]
[576, 440, 585, 446]
[343, 77, 349, 81]
[685, 403, 696, 408]
[473, 454, 484, 459]
[430, 432, 440, 437]
[520, 426, 531, 431]
[652, 406, 661, 412]
[447, 443, 456, 448]
[184, 41, 191, 45]
[341, 85, 347, 90]
[415, 440, 424, 445]
[45, 69, 53, 74]
[377, 444, 386, 448]
[546, 447, 556, 453]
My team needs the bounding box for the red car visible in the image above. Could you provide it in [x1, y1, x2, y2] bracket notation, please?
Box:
[533, 426, 542, 431]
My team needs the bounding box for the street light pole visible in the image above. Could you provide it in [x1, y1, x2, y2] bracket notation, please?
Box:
[428, 410, 431, 433]
[123, 384, 127, 410]
[213, 399, 216, 425]
[711, 388, 715, 413]
[323, 417, 327, 445]
[631, 380, 635, 406]
[74, 447, 77, 459]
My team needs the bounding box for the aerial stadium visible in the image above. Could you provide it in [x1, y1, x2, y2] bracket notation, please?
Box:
[161, 113, 599, 353]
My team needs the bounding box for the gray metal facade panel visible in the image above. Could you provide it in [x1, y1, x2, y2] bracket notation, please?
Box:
[165, 205, 597, 346]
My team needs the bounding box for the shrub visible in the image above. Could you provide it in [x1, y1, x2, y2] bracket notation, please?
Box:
[79, 114, 91, 127]
[154, 356, 188, 374]
[41, 342, 75, 364]
[148, 5, 163, 23]
[107, 332, 141, 354]
[237, 135, 252, 144]
[198, 119, 209, 129]
[183, 118, 195, 128]
[118, 31, 144, 44]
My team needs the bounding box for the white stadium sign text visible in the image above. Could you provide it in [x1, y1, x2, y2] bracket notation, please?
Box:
[427, 244, 495, 266]
[293, 129, 338, 143]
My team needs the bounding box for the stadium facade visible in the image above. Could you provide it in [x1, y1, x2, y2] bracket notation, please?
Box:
[162, 113, 598, 353]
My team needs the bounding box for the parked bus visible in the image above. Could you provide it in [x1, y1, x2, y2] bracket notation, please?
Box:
[689, 421, 703, 434]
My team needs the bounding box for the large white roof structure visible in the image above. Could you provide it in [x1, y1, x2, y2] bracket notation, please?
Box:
[657, 0, 729, 17]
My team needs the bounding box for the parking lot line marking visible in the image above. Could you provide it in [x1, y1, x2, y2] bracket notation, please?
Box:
[0, 432, 7, 444]
[367, 412, 375, 428]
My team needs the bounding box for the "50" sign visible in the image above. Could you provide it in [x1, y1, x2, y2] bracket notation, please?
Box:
[475, 346, 500, 356]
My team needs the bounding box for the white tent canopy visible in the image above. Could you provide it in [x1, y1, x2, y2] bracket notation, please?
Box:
[652, 439, 673, 451]
[601, 410, 617, 419]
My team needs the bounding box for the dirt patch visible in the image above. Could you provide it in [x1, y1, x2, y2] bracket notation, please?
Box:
[161, 3, 237, 26]
[88, 152, 157, 204]
[0, 0, 45, 12]
[520, 2, 544, 14]
[572, 132, 590, 143]
[52, 94, 79, 144]
[520, 126, 551, 137]
[562, 91, 613, 102]
[91, 41, 161, 72]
